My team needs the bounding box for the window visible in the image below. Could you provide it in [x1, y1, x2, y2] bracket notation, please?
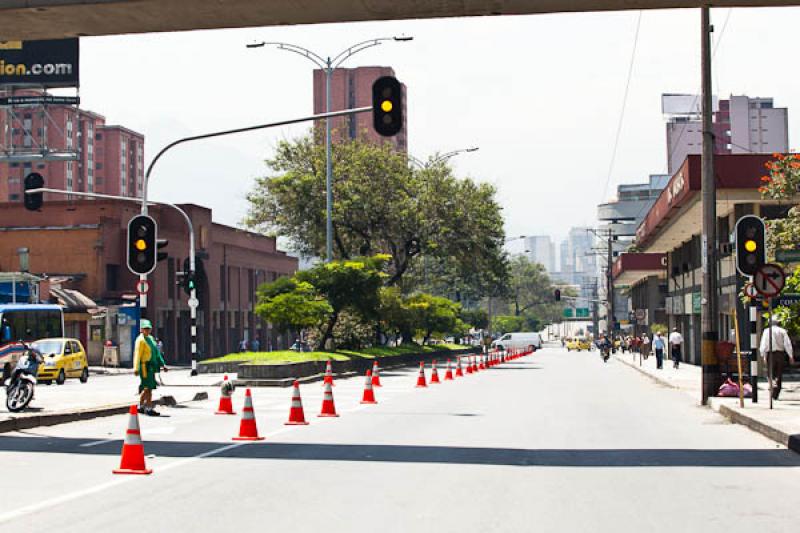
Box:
[106, 264, 119, 291]
[37, 163, 45, 169]
[9, 194, 19, 201]
[96, 163, 103, 170]
[1, 309, 62, 341]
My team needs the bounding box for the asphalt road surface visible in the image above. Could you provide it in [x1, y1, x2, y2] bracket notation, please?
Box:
[1, 346, 798, 532]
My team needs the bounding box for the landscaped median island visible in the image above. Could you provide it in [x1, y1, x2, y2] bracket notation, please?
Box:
[198, 344, 477, 386]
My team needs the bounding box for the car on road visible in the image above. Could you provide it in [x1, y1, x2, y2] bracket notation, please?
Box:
[566, 338, 592, 351]
[31, 338, 89, 385]
[491, 332, 542, 352]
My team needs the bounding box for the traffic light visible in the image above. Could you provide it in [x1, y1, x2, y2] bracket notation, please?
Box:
[23, 172, 44, 211]
[180, 257, 198, 295]
[372, 76, 403, 137]
[157, 239, 169, 263]
[127, 214, 157, 275]
[734, 215, 765, 276]
[554, 289, 561, 301]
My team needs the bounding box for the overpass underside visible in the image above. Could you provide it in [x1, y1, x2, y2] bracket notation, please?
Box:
[0, 0, 797, 40]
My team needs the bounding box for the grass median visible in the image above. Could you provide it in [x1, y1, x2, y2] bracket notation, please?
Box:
[203, 343, 472, 365]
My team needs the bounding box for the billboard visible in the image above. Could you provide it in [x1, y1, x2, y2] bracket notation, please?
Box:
[0, 38, 79, 88]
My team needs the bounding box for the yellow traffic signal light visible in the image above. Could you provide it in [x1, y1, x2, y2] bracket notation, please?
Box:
[735, 215, 765, 276]
[135, 239, 147, 251]
[744, 239, 757, 253]
[127, 214, 158, 275]
[372, 76, 403, 137]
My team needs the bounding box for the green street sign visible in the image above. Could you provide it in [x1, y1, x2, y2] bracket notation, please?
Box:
[576, 308, 590, 318]
[776, 249, 800, 263]
[562, 308, 574, 318]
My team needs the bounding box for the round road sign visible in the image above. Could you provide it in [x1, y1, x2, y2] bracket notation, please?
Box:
[753, 263, 785, 297]
[743, 283, 758, 299]
[136, 279, 150, 295]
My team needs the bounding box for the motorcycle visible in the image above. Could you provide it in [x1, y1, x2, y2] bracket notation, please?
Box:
[5, 342, 43, 412]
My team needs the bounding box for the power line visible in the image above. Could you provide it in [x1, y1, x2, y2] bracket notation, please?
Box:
[600, 10, 643, 201]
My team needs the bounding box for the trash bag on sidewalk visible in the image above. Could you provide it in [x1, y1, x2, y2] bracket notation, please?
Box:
[717, 378, 753, 398]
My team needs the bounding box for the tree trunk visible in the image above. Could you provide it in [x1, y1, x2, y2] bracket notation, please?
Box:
[318, 310, 339, 351]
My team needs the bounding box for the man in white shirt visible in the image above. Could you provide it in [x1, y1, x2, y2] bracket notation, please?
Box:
[669, 327, 684, 369]
[758, 318, 795, 400]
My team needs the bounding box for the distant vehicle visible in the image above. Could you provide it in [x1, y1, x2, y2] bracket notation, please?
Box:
[32, 338, 90, 385]
[566, 338, 592, 352]
[491, 332, 542, 352]
[0, 304, 64, 382]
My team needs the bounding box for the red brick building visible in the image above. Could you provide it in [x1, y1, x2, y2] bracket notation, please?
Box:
[0, 90, 144, 202]
[0, 200, 297, 363]
[313, 66, 407, 152]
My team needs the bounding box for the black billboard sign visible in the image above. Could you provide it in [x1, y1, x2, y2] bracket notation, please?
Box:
[0, 38, 79, 88]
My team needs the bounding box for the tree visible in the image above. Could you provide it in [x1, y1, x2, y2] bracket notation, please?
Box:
[255, 279, 332, 333]
[244, 135, 506, 294]
[405, 293, 461, 344]
[296, 255, 388, 350]
[491, 315, 525, 334]
[460, 308, 489, 330]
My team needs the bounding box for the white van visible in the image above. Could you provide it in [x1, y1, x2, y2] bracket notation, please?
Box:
[491, 332, 542, 352]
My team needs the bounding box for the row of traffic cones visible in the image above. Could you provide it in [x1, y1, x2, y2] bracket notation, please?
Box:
[413, 347, 535, 387]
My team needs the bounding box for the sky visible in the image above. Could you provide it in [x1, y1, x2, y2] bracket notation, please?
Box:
[74, 6, 800, 249]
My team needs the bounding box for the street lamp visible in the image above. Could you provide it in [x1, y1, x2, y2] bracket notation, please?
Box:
[409, 147, 479, 169]
[247, 35, 413, 262]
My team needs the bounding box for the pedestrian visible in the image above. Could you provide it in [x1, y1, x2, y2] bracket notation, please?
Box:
[239, 338, 248, 352]
[758, 317, 795, 400]
[652, 331, 665, 369]
[641, 333, 651, 360]
[669, 327, 684, 369]
[251, 338, 261, 352]
[133, 319, 168, 417]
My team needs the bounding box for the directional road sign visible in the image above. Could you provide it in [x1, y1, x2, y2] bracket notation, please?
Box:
[753, 263, 785, 297]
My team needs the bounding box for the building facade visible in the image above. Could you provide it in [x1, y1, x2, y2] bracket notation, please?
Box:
[666, 94, 788, 175]
[523, 235, 556, 273]
[0, 200, 298, 364]
[0, 93, 144, 202]
[313, 66, 408, 152]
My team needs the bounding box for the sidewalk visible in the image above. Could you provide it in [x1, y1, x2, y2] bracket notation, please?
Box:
[0, 369, 225, 432]
[614, 350, 800, 453]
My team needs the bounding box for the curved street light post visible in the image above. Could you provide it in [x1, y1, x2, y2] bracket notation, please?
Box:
[247, 36, 413, 262]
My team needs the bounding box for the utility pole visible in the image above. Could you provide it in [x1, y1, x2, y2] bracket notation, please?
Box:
[700, 5, 719, 405]
[606, 230, 614, 337]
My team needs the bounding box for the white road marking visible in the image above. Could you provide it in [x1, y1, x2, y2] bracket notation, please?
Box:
[79, 438, 118, 448]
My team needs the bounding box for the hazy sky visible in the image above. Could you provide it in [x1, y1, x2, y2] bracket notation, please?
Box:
[75, 7, 800, 247]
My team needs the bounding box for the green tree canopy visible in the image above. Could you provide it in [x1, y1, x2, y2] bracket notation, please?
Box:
[255, 279, 332, 332]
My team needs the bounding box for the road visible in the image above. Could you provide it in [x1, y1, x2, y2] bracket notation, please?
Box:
[1, 346, 798, 532]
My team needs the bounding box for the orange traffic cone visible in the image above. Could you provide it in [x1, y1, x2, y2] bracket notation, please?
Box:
[371, 360, 382, 387]
[472, 356, 480, 373]
[501, 350, 506, 363]
[444, 359, 454, 380]
[466, 356, 474, 374]
[215, 375, 236, 415]
[415, 361, 428, 388]
[113, 405, 153, 475]
[455, 357, 464, 377]
[233, 389, 265, 441]
[285, 380, 309, 426]
[323, 360, 335, 387]
[430, 360, 441, 384]
[318, 380, 339, 417]
[361, 370, 377, 404]
[478, 355, 486, 370]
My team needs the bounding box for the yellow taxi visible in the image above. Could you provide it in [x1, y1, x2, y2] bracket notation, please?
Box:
[566, 338, 592, 351]
[32, 338, 89, 385]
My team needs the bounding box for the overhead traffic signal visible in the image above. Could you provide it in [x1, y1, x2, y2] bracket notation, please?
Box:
[127, 214, 157, 275]
[23, 172, 44, 211]
[372, 76, 403, 137]
[734, 215, 765, 276]
[554, 289, 561, 302]
[156, 239, 169, 263]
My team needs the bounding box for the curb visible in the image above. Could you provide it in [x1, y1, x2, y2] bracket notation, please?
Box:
[0, 392, 208, 434]
[616, 354, 800, 454]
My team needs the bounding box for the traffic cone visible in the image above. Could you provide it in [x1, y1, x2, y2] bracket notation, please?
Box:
[233, 389, 265, 441]
[318, 380, 339, 417]
[323, 360, 335, 387]
[455, 357, 464, 377]
[472, 356, 479, 373]
[113, 405, 153, 475]
[371, 360, 382, 387]
[215, 375, 236, 415]
[444, 359, 454, 380]
[466, 356, 474, 374]
[415, 361, 428, 388]
[285, 380, 309, 425]
[430, 360, 441, 384]
[361, 370, 377, 404]
[479, 355, 486, 370]
[500, 350, 506, 363]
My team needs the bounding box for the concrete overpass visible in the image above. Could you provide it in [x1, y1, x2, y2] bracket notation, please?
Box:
[0, 0, 798, 40]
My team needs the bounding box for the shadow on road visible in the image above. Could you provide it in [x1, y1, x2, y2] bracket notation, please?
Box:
[1, 436, 798, 467]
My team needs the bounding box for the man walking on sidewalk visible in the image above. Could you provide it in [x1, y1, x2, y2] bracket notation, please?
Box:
[758, 317, 795, 400]
[669, 327, 683, 369]
[652, 331, 665, 369]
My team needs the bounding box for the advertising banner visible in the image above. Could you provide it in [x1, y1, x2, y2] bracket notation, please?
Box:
[0, 38, 79, 88]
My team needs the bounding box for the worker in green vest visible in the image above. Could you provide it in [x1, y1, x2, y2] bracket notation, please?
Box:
[133, 319, 168, 416]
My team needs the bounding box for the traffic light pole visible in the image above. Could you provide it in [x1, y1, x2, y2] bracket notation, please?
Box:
[139, 105, 372, 371]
